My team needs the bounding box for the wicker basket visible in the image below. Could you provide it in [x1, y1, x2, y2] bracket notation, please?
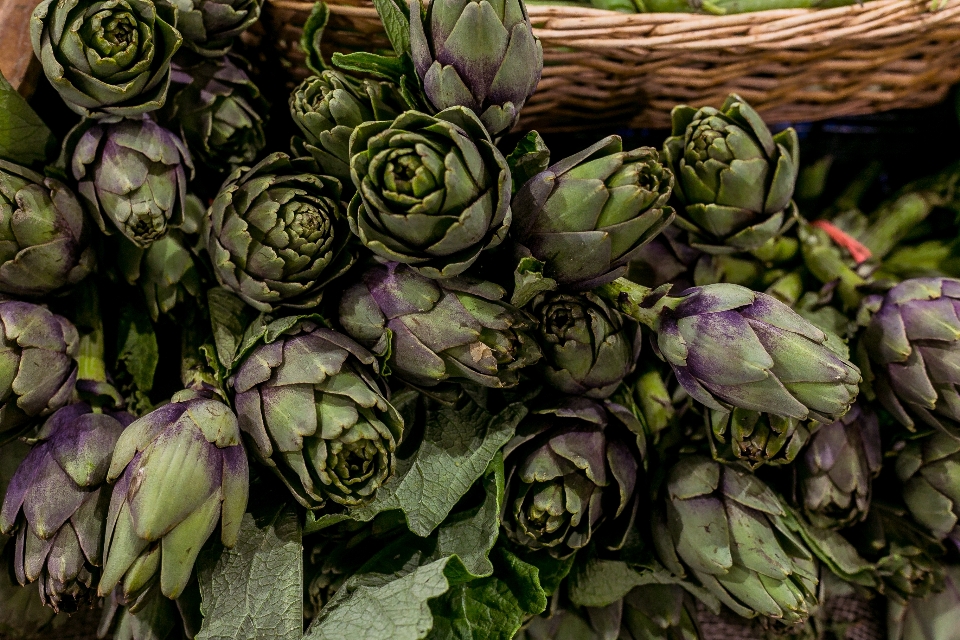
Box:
[262, 0, 960, 131]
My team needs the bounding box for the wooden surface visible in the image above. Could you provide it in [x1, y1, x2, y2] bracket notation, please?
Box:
[0, 0, 39, 95]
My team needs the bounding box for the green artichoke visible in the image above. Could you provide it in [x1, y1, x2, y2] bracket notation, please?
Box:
[348, 107, 512, 279]
[888, 565, 960, 640]
[338, 261, 541, 388]
[896, 430, 960, 549]
[512, 136, 675, 289]
[31, 0, 181, 118]
[663, 94, 799, 252]
[0, 404, 132, 612]
[530, 290, 640, 399]
[99, 390, 248, 602]
[230, 322, 403, 509]
[72, 117, 193, 248]
[409, 0, 543, 137]
[0, 159, 94, 297]
[586, 585, 701, 640]
[707, 408, 809, 469]
[159, 0, 261, 57]
[206, 152, 355, 312]
[290, 71, 404, 188]
[654, 456, 818, 623]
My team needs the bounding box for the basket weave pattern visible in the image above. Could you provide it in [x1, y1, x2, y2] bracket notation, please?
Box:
[263, 0, 960, 131]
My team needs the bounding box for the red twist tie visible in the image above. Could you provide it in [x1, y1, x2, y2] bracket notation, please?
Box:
[810, 220, 873, 265]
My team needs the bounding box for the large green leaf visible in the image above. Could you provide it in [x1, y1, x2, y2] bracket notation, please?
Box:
[0, 69, 55, 167]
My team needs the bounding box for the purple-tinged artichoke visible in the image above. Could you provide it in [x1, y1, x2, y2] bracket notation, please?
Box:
[0, 404, 132, 612]
[409, 0, 543, 137]
[159, 0, 261, 57]
[896, 430, 960, 550]
[338, 262, 541, 388]
[231, 322, 403, 510]
[707, 408, 810, 469]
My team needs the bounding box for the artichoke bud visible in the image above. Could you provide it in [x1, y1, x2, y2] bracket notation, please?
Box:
[512, 136, 675, 290]
[888, 565, 960, 640]
[206, 152, 356, 312]
[160, 0, 262, 57]
[72, 117, 194, 248]
[0, 404, 132, 612]
[99, 390, 249, 602]
[0, 159, 95, 297]
[230, 322, 403, 510]
[339, 262, 541, 389]
[663, 94, 799, 253]
[708, 407, 810, 469]
[409, 0, 544, 137]
[616, 584, 701, 640]
[896, 430, 960, 550]
[117, 230, 203, 321]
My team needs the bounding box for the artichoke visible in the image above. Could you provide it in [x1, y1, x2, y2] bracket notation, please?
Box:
[31, 0, 181, 118]
[797, 403, 882, 530]
[0, 404, 132, 612]
[118, 231, 202, 321]
[159, 0, 261, 57]
[409, 0, 543, 137]
[860, 277, 960, 433]
[0, 159, 94, 297]
[663, 94, 799, 252]
[338, 261, 541, 388]
[530, 290, 640, 399]
[888, 565, 960, 640]
[205, 152, 355, 312]
[0, 301, 79, 436]
[654, 456, 818, 623]
[512, 136, 675, 290]
[99, 390, 248, 602]
[501, 398, 640, 557]
[290, 71, 404, 188]
[708, 408, 810, 469]
[586, 585, 701, 640]
[72, 116, 193, 248]
[896, 430, 960, 549]
[348, 107, 512, 279]
[231, 322, 403, 509]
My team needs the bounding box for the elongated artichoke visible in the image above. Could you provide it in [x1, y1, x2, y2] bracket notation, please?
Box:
[338, 262, 541, 388]
[72, 117, 193, 248]
[159, 0, 261, 57]
[409, 0, 543, 136]
[31, 0, 181, 118]
[206, 152, 355, 312]
[0, 404, 132, 612]
[654, 456, 819, 624]
[663, 94, 799, 252]
[231, 322, 403, 509]
[0, 159, 94, 297]
[708, 408, 809, 469]
[896, 430, 960, 549]
[348, 107, 512, 279]
[99, 390, 248, 602]
[512, 136, 675, 289]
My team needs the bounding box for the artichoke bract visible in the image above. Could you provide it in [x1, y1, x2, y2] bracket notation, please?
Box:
[656, 283, 860, 423]
[860, 277, 960, 433]
[654, 456, 818, 624]
[290, 71, 404, 188]
[338, 262, 541, 388]
[159, 0, 261, 57]
[409, 0, 543, 137]
[888, 565, 960, 640]
[99, 390, 248, 602]
[530, 291, 640, 399]
[663, 94, 799, 252]
[206, 152, 355, 312]
[0, 301, 79, 435]
[31, 0, 181, 119]
[118, 231, 202, 320]
[896, 430, 960, 549]
[0, 159, 94, 297]
[0, 404, 132, 612]
[501, 398, 640, 558]
[231, 322, 403, 510]
[708, 408, 810, 469]
[798, 403, 882, 530]
[348, 107, 512, 279]
[585, 584, 700, 640]
[72, 117, 193, 248]
[512, 136, 675, 290]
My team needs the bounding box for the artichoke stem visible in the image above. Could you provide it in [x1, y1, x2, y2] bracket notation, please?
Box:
[860, 192, 935, 260]
[800, 227, 866, 310]
[76, 281, 107, 386]
[593, 278, 674, 330]
[634, 363, 674, 436]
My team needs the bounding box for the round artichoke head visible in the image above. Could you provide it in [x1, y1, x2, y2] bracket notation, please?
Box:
[206, 152, 356, 312]
[0, 404, 132, 612]
[348, 107, 512, 279]
[656, 283, 861, 423]
[531, 290, 640, 399]
[99, 390, 248, 602]
[409, 0, 543, 136]
[512, 136, 675, 290]
[663, 94, 799, 252]
[861, 277, 960, 433]
[31, 0, 181, 118]
[0, 159, 94, 297]
[501, 398, 640, 558]
[231, 323, 403, 510]
[708, 408, 809, 469]
[72, 117, 193, 248]
[654, 456, 818, 624]
[896, 430, 960, 549]
[338, 261, 541, 388]
[160, 0, 261, 56]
